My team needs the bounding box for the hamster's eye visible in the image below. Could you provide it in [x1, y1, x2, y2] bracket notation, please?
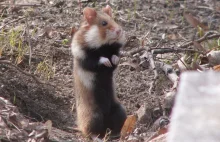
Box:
[102, 21, 108, 26]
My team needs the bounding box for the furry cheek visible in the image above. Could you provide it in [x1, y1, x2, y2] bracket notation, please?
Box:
[106, 29, 126, 45]
[106, 30, 117, 42]
[84, 25, 103, 48]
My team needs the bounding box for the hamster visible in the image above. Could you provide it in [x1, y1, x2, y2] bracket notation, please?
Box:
[71, 5, 127, 139]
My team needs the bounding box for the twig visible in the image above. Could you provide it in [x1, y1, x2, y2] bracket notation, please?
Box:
[179, 32, 220, 49]
[0, 16, 25, 30]
[148, 81, 155, 96]
[120, 48, 145, 57]
[151, 48, 205, 55]
[147, 50, 158, 95]
[196, 6, 214, 11]
[177, 55, 190, 70]
[0, 3, 41, 7]
[8, 121, 21, 132]
[121, 33, 150, 57]
[0, 60, 55, 87]
[149, 51, 158, 80]
[178, 33, 188, 41]
[121, 46, 206, 57]
[121, 32, 220, 57]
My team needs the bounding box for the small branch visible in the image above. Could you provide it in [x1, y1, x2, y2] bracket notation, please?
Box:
[196, 6, 214, 11]
[146, 50, 158, 95]
[121, 46, 206, 57]
[120, 48, 145, 57]
[151, 48, 205, 55]
[177, 56, 190, 70]
[179, 32, 220, 49]
[0, 3, 42, 7]
[8, 121, 21, 132]
[149, 51, 158, 80]
[121, 32, 220, 57]
[148, 81, 155, 96]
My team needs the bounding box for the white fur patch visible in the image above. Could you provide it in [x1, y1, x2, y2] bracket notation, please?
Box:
[84, 25, 103, 48]
[99, 56, 112, 67]
[77, 66, 95, 90]
[71, 39, 85, 59]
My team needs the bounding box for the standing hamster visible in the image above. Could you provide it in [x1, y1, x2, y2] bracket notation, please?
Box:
[71, 5, 127, 139]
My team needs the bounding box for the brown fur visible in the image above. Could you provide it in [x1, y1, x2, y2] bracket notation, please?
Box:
[73, 60, 94, 136]
[72, 5, 127, 139]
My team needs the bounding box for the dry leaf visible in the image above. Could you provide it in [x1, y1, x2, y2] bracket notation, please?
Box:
[193, 41, 207, 53]
[147, 125, 168, 142]
[213, 65, 220, 71]
[167, 33, 179, 40]
[44, 120, 52, 136]
[140, 38, 145, 47]
[16, 56, 23, 65]
[183, 12, 199, 28]
[120, 115, 137, 139]
[183, 12, 208, 30]
[148, 133, 167, 142]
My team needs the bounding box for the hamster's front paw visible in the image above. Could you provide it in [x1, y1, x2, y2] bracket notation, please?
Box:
[111, 55, 120, 65]
[99, 57, 112, 67]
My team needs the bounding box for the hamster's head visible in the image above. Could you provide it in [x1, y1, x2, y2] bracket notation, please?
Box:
[81, 5, 126, 48]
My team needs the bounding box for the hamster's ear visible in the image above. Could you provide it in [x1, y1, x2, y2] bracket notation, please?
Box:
[83, 7, 97, 24]
[102, 5, 112, 17]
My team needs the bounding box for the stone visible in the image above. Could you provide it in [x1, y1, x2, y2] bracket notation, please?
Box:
[167, 71, 220, 142]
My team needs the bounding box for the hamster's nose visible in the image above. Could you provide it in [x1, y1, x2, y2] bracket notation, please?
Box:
[116, 29, 121, 35]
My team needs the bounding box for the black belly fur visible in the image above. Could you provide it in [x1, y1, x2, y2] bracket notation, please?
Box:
[78, 43, 122, 115]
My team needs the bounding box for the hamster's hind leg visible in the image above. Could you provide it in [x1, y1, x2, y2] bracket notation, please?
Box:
[107, 103, 127, 137]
